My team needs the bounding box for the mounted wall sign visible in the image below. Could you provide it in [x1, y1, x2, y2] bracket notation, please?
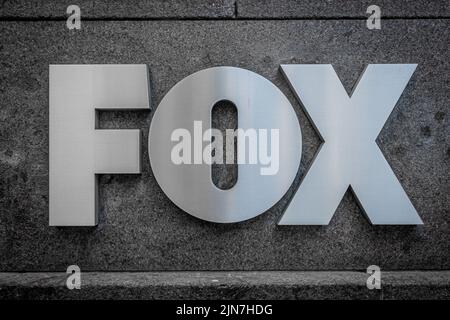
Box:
[49, 64, 422, 226]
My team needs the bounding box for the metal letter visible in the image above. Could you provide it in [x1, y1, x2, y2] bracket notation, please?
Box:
[149, 67, 302, 223]
[49, 65, 150, 226]
[279, 64, 422, 225]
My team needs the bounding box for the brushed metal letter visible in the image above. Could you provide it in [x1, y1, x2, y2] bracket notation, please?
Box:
[149, 67, 301, 223]
[49, 65, 150, 226]
[279, 64, 422, 225]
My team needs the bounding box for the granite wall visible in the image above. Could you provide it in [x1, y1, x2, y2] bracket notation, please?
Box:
[0, 1, 449, 272]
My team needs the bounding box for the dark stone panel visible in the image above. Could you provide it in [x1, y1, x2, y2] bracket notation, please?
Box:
[0, 20, 448, 271]
[211, 100, 238, 190]
[237, 0, 450, 18]
[0, 271, 448, 299]
[0, 0, 236, 18]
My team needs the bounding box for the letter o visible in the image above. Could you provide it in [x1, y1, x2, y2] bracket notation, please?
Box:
[149, 67, 301, 223]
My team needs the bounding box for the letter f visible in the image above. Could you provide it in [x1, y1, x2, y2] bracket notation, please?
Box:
[49, 65, 150, 226]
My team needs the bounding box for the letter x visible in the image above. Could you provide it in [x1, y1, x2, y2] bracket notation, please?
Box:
[279, 64, 422, 225]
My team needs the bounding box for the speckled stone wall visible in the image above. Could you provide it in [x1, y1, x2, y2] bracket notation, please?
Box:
[0, 1, 449, 272]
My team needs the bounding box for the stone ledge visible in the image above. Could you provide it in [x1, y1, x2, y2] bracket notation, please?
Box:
[0, 271, 448, 299]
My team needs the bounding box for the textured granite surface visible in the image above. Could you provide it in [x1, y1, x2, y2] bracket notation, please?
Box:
[0, 20, 449, 271]
[0, 271, 448, 299]
[2, 1, 449, 19]
[238, 0, 450, 18]
[211, 100, 238, 189]
[0, 0, 236, 18]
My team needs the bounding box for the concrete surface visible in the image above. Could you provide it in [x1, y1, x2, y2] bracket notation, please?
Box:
[0, 19, 448, 271]
[0, 271, 448, 299]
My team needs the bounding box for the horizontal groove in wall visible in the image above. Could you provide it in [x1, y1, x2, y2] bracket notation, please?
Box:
[0, 16, 449, 22]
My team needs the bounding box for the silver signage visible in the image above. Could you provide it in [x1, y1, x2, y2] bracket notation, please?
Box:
[49, 64, 422, 226]
[148, 67, 302, 223]
[49, 65, 150, 226]
[279, 64, 422, 225]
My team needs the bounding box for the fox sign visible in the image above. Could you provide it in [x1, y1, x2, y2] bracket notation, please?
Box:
[49, 64, 422, 226]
